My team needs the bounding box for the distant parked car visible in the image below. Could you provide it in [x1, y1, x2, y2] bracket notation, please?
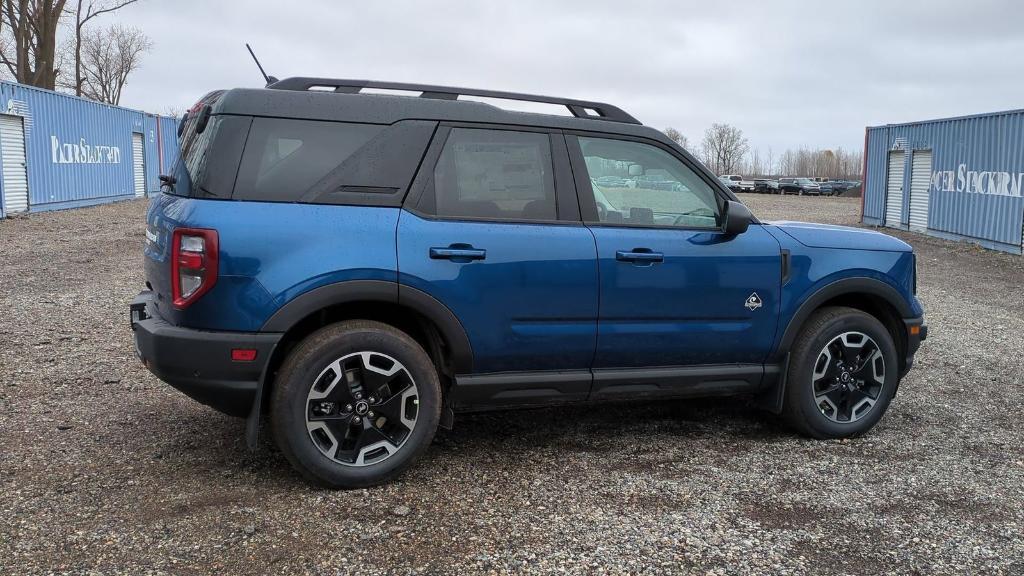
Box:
[839, 180, 863, 195]
[779, 178, 821, 195]
[720, 174, 754, 192]
[829, 180, 854, 195]
[817, 181, 835, 196]
[753, 179, 779, 194]
[718, 176, 742, 193]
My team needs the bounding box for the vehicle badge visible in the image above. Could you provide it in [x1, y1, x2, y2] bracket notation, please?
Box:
[745, 292, 763, 311]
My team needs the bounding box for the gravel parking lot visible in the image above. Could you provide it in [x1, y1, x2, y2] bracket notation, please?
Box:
[2, 194, 1022, 575]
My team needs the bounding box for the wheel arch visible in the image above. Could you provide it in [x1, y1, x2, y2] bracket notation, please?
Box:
[246, 280, 472, 448]
[759, 277, 913, 415]
[774, 277, 911, 367]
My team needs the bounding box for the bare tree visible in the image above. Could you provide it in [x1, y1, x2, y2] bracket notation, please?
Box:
[700, 123, 748, 175]
[69, 0, 139, 96]
[662, 127, 689, 151]
[0, 0, 69, 89]
[78, 23, 150, 104]
[772, 146, 862, 179]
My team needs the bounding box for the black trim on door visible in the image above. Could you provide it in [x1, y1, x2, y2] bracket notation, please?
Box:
[449, 364, 770, 411]
[450, 370, 592, 410]
[590, 364, 763, 400]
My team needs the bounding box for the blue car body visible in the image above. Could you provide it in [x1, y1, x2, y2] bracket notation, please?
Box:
[131, 80, 925, 433]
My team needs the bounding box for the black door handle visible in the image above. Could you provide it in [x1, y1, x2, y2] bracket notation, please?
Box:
[615, 249, 664, 264]
[429, 245, 487, 261]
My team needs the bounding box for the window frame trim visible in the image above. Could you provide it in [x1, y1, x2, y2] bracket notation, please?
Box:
[565, 131, 744, 233]
[401, 122, 583, 226]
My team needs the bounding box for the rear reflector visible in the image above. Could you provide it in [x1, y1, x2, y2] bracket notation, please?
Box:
[231, 349, 258, 362]
[909, 325, 920, 336]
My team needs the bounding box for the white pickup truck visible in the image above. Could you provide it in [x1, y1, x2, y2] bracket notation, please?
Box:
[720, 174, 754, 192]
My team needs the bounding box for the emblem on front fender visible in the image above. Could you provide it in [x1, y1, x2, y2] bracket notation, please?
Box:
[745, 292, 763, 311]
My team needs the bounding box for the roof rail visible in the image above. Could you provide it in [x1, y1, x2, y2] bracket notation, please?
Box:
[267, 77, 641, 124]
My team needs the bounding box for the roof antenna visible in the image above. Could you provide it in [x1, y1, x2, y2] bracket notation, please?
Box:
[246, 43, 278, 86]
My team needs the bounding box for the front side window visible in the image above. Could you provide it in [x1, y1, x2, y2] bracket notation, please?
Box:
[578, 136, 722, 228]
[419, 128, 556, 221]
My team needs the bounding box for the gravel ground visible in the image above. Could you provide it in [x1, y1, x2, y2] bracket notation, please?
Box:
[1, 195, 1022, 575]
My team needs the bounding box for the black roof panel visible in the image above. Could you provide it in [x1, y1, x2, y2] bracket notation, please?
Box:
[213, 84, 663, 140]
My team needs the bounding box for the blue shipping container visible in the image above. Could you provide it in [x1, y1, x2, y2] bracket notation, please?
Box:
[863, 108, 1024, 254]
[0, 80, 179, 218]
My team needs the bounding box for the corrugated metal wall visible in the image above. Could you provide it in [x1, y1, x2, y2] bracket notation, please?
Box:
[142, 114, 180, 193]
[863, 109, 1024, 254]
[0, 80, 179, 217]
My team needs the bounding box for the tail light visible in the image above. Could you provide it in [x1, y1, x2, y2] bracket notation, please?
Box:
[171, 227, 219, 309]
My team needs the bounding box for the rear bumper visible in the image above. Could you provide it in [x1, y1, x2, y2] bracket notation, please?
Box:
[130, 291, 281, 417]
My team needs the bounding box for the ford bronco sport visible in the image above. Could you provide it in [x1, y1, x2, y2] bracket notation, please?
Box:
[131, 78, 926, 488]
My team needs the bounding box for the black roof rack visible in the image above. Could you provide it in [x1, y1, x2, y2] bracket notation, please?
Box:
[267, 77, 641, 125]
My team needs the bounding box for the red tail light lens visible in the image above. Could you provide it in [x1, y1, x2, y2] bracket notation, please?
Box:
[171, 227, 219, 309]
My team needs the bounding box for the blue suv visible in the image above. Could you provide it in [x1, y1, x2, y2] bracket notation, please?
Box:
[131, 78, 926, 487]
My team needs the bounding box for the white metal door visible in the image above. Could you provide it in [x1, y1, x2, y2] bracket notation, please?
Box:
[908, 150, 932, 231]
[131, 133, 145, 197]
[0, 114, 29, 214]
[884, 150, 906, 228]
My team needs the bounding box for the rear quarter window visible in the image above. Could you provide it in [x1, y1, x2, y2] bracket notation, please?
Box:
[233, 118, 384, 202]
[171, 112, 251, 199]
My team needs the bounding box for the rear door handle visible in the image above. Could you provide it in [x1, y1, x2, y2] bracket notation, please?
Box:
[615, 249, 664, 264]
[429, 246, 487, 261]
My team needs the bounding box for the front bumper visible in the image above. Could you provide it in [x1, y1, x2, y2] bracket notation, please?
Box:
[901, 316, 928, 377]
[130, 291, 281, 417]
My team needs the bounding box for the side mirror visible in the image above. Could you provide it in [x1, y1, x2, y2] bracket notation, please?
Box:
[723, 200, 752, 235]
[627, 164, 644, 177]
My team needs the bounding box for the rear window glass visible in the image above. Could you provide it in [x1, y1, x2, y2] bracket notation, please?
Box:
[233, 118, 383, 202]
[418, 128, 556, 221]
[169, 91, 251, 199]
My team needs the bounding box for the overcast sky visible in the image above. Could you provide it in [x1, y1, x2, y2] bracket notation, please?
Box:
[114, 0, 1024, 154]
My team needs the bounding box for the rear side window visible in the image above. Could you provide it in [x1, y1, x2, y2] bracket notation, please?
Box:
[234, 118, 383, 202]
[418, 128, 556, 221]
[171, 102, 251, 199]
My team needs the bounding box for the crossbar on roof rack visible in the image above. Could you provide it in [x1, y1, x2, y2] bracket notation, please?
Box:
[267, 77, 641, 124]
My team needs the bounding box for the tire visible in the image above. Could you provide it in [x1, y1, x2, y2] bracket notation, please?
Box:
[271, 320, 442, 488]
[781, 306, 898, 439]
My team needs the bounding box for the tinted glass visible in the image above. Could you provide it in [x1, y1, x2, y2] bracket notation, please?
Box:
[234, 118, 383, 202]
[421, 128, 556, 221]
[170, 95, 250, 199]
[578, 137, 721, 228]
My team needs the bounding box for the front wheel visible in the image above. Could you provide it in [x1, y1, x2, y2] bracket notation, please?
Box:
[271, 320, 442, 488]
[781, 307, 898, 439]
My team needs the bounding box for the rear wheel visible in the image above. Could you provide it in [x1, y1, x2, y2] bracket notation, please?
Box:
[271, 320, 441, 488]
[782, 307, 898, 438]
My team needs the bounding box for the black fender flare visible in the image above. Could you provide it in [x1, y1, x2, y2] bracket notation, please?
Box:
[246, 280, 473, 449]
[773, 277, 913, 361]
[260, 279, 473, 373]
[757, 276, 913, 415]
